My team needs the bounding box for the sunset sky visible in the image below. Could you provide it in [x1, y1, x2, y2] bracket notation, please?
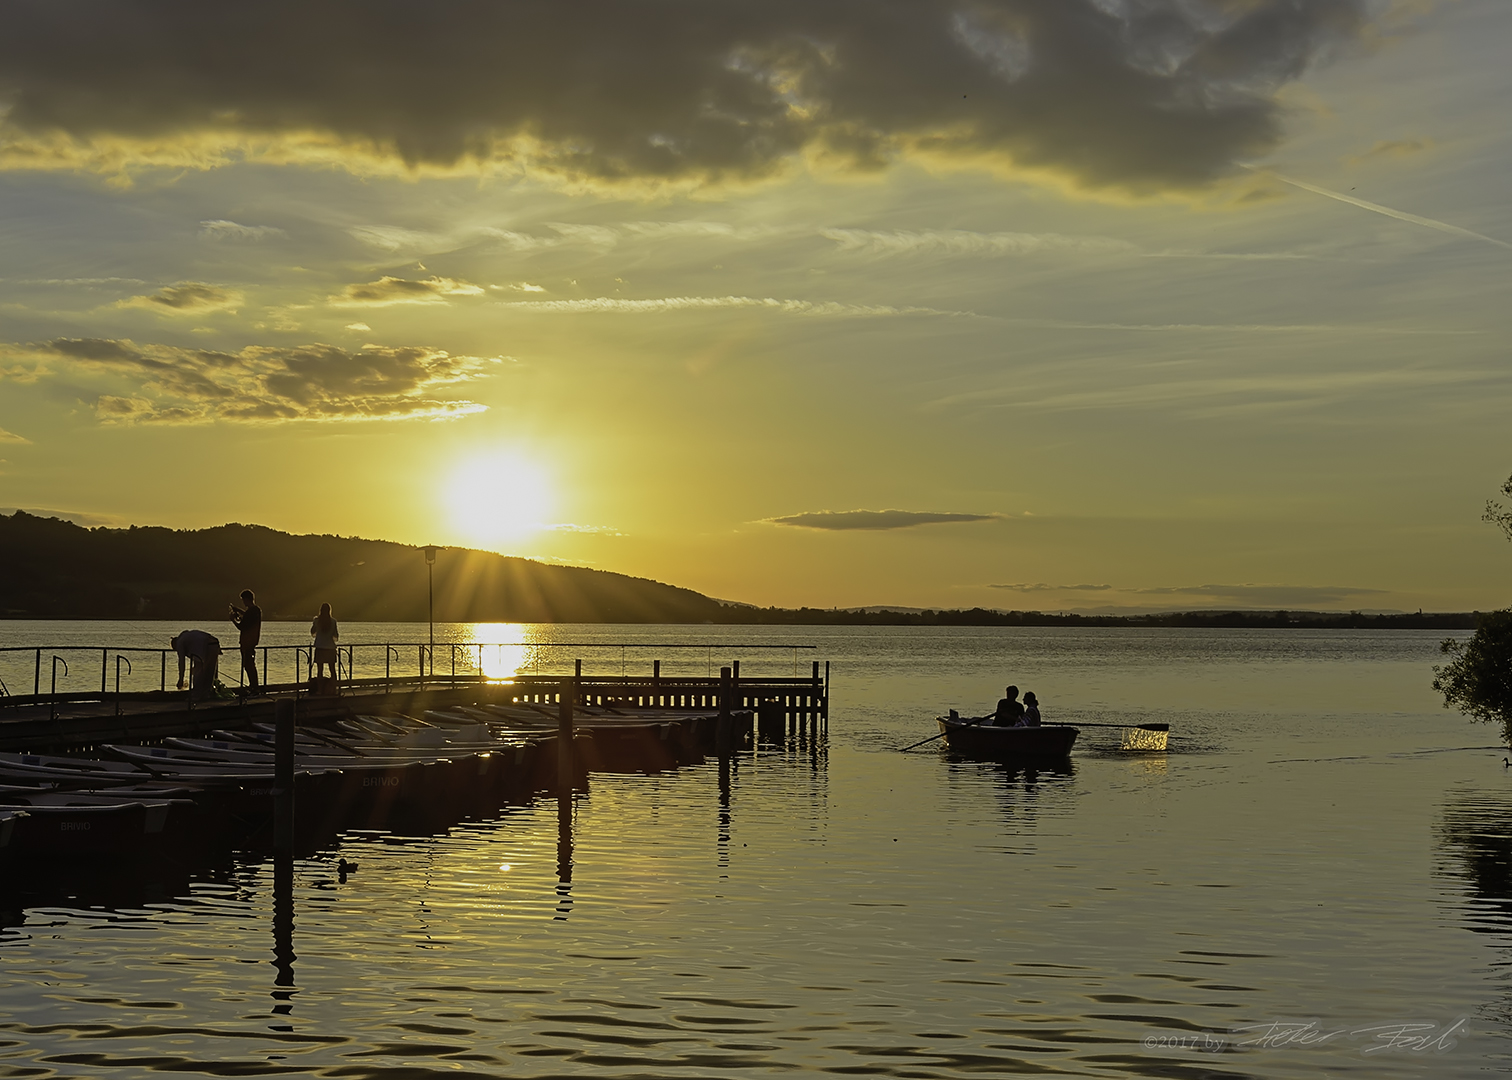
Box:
[1, 0, 1508, 613]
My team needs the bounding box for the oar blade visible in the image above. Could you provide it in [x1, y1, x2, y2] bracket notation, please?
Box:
[1120, 726, 1169, 752]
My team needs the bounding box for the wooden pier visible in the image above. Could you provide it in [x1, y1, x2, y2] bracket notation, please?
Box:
[0, 664, 829, 754]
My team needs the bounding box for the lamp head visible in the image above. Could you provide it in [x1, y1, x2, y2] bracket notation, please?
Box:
[423, 545, 440, 565]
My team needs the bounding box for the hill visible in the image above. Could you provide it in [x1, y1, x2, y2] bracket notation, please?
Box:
[0, 511, 724, 623]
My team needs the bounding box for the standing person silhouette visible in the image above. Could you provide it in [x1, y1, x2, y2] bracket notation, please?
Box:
[310, 603, 340, 683]
[229, 589, 262, 694]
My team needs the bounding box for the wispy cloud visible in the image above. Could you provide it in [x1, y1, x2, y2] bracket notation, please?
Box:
[822, 228, 1133, 257]
[333, 276, 485, 307]
[0, 428, 31, 444]
[1, 337, 497, 424]
[991, 583, 1112, 592]
[1262, 170, 1512, 251]
[495, 296, 963, 317]
[199, 219, 285, 241]
[119, 282, 243, 315]
[989, 581, 1386, 607]
[768, 510, 999, 531]
[1346, 139, 1431, 165]
[932, 361, 1498, 417]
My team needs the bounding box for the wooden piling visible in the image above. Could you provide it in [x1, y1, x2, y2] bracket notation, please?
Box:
[557, 683, 574, 792]
[274, 696, 295, 851]
[716, 666, 733, 754]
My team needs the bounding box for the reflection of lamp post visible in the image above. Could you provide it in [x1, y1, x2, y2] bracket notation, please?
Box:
[423, 545, 441, 674]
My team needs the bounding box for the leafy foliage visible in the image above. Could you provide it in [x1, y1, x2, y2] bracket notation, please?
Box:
[1486, 473, 1512, 544]
[1434, 611, 1512, 745]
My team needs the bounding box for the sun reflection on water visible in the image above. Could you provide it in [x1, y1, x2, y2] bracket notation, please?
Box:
[464, 623, 536, 680]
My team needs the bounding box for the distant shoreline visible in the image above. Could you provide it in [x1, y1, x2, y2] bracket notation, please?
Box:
[0, 511, 1490, 630]
[0, 609, 1483, 630]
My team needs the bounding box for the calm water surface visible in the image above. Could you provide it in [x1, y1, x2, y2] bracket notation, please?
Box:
[2, 623, 1511, 1078]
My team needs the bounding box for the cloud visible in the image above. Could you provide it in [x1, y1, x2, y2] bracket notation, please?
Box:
[496, 295, 962, 317]
[333, 276, 485, 306]
[119, 282, 243, 314]
[822, 228, 1134, 257]
[1260, 170, 1512, 251]
[0, 507, 118, 526]
[348, 225, 441, 252]
[768, 510, 999, 530]
[0, 337, 497, 423]
[0, 427, 31, 444]
[1348, 139, 1431, 164]
[198, 219, 285, 241]
[990, 582, 1113, 592]
[1133, 582, 1387, 606]
[0, 1, 1373, 195]
[990, 581, 1385, 606]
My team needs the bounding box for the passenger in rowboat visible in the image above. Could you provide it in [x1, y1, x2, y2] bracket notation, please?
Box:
[1021, 692, 1041, 727]
[990, 686, 1025, 726]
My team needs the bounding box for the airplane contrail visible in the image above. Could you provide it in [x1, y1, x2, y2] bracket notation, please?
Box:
[1258, 169, 1512, 251]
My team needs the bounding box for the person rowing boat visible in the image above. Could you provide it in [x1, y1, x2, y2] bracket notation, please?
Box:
[990, 685, 1025, 726]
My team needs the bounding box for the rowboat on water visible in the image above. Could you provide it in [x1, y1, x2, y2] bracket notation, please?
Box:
[934, 714, 1079, 759]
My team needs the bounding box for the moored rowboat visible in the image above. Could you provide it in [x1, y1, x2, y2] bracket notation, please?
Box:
[935, 716, 1078, 758]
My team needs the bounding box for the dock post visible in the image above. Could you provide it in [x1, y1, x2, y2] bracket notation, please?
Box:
[823, 660, 830, 735]
[274, 696, 295, 852]
[716, 666, 733, 754]
[758, 699, 784, 745]
[558, 683, 574, 793]
[811, 661, 821, 740]
[653, 659, 660, 705]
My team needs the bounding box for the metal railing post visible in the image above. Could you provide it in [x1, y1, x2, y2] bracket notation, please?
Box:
[34, 648, 40, 695]
[115, 655, 132, 717]
[50, 655, 68, 721]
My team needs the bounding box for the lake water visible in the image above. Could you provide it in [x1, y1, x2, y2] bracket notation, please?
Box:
[2, 622, 1511, 1078]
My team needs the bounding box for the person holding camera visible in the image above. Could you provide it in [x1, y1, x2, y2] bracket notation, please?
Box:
[229, 589, 263, 693]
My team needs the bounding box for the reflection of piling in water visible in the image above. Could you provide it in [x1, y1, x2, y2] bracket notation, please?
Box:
[555, 789, 573, 920]
[270, 850, 295, 1028]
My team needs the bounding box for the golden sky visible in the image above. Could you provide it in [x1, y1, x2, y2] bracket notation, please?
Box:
[1, 0, 1508, 612]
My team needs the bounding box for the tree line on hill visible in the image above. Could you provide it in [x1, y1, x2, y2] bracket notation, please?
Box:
[0, 510, 1483, 631]
[0, 512, 723, 623]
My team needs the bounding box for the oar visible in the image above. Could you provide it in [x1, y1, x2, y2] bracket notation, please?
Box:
[1044, 722, 1168, 733]
[898, 715, 992, 752]
[1044, 720, 1169, 751]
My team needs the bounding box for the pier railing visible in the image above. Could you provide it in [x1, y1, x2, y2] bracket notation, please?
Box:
[0, 641, 829, 724]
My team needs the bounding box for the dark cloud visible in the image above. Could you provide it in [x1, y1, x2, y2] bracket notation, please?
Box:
[334, 276, 484, 307]
[1, 337, 497, 423]
[120, 282, 242, 314]
[0, 0, 1369, 193]
[991, 582, 1112, 591]
[199, 219, 285, 241]
[770, 510, 999, 530]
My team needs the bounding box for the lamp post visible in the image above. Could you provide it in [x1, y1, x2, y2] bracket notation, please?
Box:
[423, 545, 441, 675]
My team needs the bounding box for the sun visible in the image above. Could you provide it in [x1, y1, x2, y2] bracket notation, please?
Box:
[445, 453, 554, 547]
